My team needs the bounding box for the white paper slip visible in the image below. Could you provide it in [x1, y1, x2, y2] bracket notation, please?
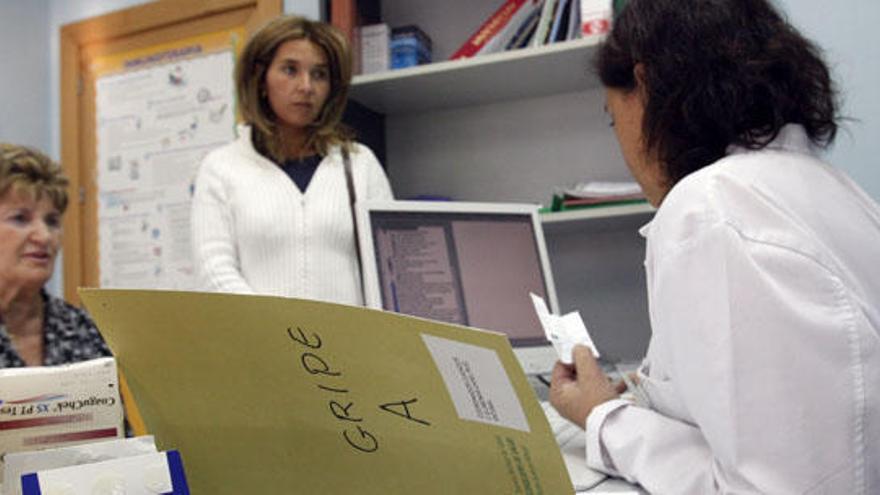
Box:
[3, 436, 157, 495]
[529, 293, 600, 364]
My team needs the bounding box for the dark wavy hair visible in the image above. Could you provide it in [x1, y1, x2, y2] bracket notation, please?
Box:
[596, 0, 839, 186]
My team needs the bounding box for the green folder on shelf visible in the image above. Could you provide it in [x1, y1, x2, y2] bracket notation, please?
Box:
[80, 289, 574, 494]
[545, 193, 648, 213]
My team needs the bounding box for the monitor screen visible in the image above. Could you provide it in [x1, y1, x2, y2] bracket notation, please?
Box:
[357, 201, 559, 351]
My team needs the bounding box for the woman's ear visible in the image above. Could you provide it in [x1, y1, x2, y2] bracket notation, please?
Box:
[633, 63, 648, 101]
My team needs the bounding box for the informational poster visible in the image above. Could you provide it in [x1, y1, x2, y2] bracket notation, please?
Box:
[92, 30, 242, 289]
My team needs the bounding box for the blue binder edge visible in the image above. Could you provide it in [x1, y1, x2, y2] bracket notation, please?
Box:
[165, 450, 190, 495]
[20, 473, 41, 495]
[548, 0, 572, 41]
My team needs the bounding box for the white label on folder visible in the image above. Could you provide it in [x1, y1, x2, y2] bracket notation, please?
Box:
[421, 334, 529, 432]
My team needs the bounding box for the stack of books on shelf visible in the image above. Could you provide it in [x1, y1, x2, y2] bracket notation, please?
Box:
[331, 0, 614, 71]
[548, 180, 645, 212]
[450, 0, 613, 61]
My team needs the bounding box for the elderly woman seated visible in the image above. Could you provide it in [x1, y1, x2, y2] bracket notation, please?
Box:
[0, 143, 111, 367]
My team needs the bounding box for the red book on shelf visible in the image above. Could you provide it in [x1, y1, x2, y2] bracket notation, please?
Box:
[450, 0, 542, 60]
[331, 0, 382, 74]
[330, 0, 357, 42]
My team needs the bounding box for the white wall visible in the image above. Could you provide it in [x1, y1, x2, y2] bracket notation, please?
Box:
[0, 0, 50, 151]
[284, 0, 320, 18]
[775, 0, 880, 200]
[47, 0, 156, 164]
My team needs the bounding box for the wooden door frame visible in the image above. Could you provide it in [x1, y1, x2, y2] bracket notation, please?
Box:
[60, 0, 281, 303]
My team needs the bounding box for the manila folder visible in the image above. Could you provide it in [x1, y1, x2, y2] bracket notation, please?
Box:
[79, 289, 573, 494]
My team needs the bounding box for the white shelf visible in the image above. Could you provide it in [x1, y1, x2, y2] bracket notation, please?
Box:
[350, 37, 605, 115]
[540, 202, 655, 224]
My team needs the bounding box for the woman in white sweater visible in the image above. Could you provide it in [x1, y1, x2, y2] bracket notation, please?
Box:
[191, 16, 392, 305]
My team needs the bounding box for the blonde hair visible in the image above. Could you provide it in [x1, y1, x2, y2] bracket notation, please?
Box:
[236, 15, 353, 161]
[0, 143, 69, 213]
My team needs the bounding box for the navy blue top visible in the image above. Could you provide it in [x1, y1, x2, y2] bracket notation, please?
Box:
[280, 155, 322, 193]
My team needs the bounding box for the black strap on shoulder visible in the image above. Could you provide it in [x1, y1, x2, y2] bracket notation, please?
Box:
[342, 147, 366, 304]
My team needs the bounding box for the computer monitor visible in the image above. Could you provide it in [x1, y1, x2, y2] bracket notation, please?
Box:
[356, 200, 560, 375]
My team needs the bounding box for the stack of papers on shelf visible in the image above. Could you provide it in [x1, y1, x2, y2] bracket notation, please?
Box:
[563, 180, 642, 198]
[550, 181, 645, 211]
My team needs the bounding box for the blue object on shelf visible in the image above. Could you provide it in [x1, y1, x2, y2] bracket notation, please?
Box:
[390, 25, 432, 69]
[406, 194, 452, 201]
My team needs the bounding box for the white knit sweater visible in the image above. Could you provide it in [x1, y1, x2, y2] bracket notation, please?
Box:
[190, 125, 393, 305]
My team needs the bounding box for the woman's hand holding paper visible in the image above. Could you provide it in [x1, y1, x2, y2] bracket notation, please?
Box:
[548, 344, 619, 428]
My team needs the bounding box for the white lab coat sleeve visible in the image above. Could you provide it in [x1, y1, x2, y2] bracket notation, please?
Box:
[190, 157, 255, 294]
[586, 400, 718, 492]
[587, 220, 858, 494]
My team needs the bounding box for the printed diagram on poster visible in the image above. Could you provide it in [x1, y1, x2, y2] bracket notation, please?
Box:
[94, 34, 239, 290]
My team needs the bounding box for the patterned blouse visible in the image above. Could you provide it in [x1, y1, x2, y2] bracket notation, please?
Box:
[0, 290, 112, 368]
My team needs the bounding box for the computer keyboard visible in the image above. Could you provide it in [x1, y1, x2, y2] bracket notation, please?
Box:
[541, 400, 582, 447]
[540, 401, 607, 491]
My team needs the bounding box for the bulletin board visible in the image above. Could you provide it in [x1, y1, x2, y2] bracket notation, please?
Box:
[60, 0, 282, 303]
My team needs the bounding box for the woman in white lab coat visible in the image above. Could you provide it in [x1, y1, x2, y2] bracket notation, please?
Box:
[549, 0, 880, 493]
